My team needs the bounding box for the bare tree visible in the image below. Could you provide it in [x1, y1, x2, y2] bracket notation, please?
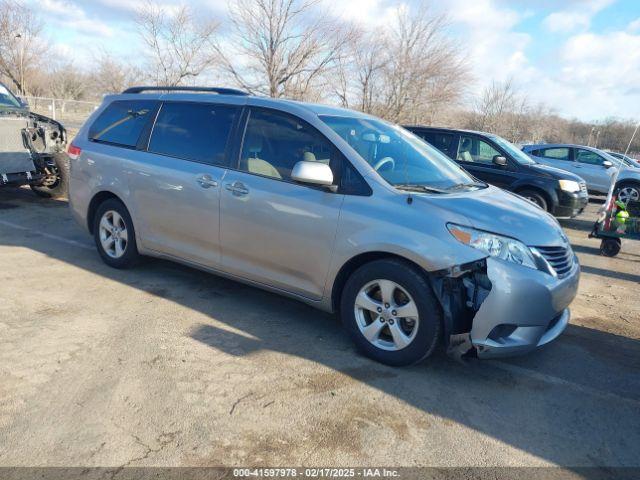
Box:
[0, 0, 47, 95]
[136, 0, 219, 86]
[47, 63, 87, 100]
[218, 0, 356, 99]
[334, 5, 468, 124]
[89, 52, 145, 96]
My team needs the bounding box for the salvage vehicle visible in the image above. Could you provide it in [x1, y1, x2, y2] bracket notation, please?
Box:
[405, 126, 589, 218]
[68, 86, 580, 366]
[0, 82, 68, 197]
[522, 143, 640, 203]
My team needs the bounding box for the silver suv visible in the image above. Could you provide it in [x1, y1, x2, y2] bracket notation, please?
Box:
[68, 87, 580, 366]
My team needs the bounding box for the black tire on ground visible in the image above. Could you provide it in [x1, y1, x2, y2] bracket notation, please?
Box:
[93, 198, 140, 269]
[518, 189, 549, 212]
[600, 238, 621, 257]
[30, 153, 69, 199]
[340, 258, 442, 367]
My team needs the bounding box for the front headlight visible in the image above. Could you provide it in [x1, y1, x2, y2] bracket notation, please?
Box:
[558, 179, 580, 192]
[447, 224, 538, 270]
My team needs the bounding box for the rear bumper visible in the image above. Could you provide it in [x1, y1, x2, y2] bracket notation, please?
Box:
[470, 256, 579, 359]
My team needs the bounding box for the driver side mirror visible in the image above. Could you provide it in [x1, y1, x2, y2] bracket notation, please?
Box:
[603, 160, 614, 168]
[291, 161, 335, 189]
[493, 155, 507, 167]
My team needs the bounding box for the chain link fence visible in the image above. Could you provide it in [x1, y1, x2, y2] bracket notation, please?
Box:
[22, 96, 100, 131]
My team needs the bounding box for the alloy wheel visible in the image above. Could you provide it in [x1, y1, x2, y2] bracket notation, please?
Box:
[354, 279, 420, 351]
[618, 186, 640, 204]
[98, 210, 129, 259]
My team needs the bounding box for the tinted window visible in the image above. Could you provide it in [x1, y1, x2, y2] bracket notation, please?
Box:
[149, 102, 238, 165]
[576, 149, 604, 165]
[89, 100, 157, 147]
[457, 135, 501, 165]
[240, 109, 339, 182]
[539, 147, 570, 161]
[419, 131, 458, 158]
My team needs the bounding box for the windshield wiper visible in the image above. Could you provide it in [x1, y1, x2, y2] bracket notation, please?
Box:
[446, 182, 487, 191]
[395, 184, 449, 194]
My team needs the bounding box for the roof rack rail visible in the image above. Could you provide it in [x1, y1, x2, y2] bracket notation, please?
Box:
[121, 86, 248, 96]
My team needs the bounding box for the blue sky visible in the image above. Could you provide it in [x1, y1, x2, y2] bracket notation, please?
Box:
[30, 0, 640, 122]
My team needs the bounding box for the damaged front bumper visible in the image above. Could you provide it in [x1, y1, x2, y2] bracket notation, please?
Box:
[433, 254, 580, 359]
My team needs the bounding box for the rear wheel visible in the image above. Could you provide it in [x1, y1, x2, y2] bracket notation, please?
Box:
[518, 189, 548, 211]
[615, 182, 640, 204]
[30, 154, 69, 199]
[600, 238, 621, 257]
[93, 199, 140, 269]
[340, 259, 442, 366]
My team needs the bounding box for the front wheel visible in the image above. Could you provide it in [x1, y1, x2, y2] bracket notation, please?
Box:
[30, 154, 69, 199]
[518, 189, 548, 212]
[340, 259, 442, 366]
[615, 182, 640, 204]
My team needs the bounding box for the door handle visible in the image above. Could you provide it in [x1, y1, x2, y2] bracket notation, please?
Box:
[225, 181, 249, 196]
[196, 174, 218, 188]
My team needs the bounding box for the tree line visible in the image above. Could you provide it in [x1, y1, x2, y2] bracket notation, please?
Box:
[0, 0, 637, 154]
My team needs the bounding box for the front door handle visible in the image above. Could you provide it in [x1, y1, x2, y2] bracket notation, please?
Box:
[196, 174, 218, 188]
[225, 181, 249, 196]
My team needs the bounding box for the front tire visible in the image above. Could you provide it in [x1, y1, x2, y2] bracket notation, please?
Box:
[340, 259, 442, 366]
[518, 189, 548, 212]
[30, 154, 69, 199]
[93, 199, 140, 269]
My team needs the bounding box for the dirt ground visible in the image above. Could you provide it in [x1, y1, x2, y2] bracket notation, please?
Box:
[0, 187, 638, 471]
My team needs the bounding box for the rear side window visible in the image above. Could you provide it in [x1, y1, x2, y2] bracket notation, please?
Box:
[89, 100, 158, 147]
[419, 131, 457, 158]
[538, 147, 570, 161]
[148, 102, 239, 165]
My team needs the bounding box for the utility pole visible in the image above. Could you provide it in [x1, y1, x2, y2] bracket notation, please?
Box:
[15, 33, 26, 95]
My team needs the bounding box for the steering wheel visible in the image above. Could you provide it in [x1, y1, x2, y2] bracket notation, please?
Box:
[374, 156, 395, 172]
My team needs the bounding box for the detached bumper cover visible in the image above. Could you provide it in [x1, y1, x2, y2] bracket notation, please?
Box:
[471, 256, 580, 358]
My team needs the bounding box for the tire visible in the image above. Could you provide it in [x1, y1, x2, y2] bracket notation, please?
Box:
[30, 153, 69, 199]
[600, 238, 621, 257]
[615, 182, 640, 204]
[340, 259, 442, 366]
[93, 198, 140, 269]
[518, 189, 548, 211]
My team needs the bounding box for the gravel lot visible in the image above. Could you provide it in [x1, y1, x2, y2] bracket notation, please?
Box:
[0, 187, 638, 471]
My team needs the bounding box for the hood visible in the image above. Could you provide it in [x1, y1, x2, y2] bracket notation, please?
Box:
[523, 162, 583, 181]
[416, 185, 565, 247]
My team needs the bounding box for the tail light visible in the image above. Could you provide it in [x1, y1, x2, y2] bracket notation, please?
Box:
[67, 143, 81, 160]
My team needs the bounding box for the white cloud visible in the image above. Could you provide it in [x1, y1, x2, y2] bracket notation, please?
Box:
[542, 0, 614, 33]
[629, 17, 640, 32]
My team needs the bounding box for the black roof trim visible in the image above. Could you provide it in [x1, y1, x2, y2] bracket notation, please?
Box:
[122, 86, 248, 96]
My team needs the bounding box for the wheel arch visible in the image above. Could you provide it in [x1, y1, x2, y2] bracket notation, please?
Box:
[330, 251, 430, 313]
[87, 191, 125, 234]
[513, 184, 554, 211]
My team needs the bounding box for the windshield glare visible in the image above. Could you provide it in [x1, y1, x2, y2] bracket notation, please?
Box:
[320, 115, 476, 190]
[490, 135, 536, 165]
[0, 84, 22, 109]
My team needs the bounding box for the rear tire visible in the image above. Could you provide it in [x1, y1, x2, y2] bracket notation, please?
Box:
[93, 198, 140, 269]
[518, 189, 548, 212]
[30, 153, 69, 199]
[615, 182, 640, 204]
[340, 259, 442, 366]
[600, 238, 621, 257]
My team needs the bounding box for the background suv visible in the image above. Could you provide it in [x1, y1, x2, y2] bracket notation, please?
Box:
[405, 126, 588, 218]
[522, 144, 640, 203]
[68, 87, 579, 365]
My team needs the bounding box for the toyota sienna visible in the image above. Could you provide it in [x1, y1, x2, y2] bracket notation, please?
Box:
[68, 87, 580, 366]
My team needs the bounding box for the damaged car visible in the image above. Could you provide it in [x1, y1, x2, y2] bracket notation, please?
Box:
[0, 82, 68, 198]
[68, 87, 580, 366]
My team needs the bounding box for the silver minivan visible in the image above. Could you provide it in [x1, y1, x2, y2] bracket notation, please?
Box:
[68, 87, 580, 366]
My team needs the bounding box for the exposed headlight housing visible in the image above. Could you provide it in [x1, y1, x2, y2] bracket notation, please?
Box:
[558, 179, 580, 193]
[447, 224, 538, 270]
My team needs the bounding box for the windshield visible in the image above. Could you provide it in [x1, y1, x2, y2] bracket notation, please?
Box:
[320, 115, 478, 191]
[490, 135, 536, 165]
[0, 84, 22, 110]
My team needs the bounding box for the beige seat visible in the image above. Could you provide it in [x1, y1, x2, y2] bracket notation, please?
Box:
[458, 137, 474, 162]
[243, 134, 282, 179]
[303, 151, 330, 165]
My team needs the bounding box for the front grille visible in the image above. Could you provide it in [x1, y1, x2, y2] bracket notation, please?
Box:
[579, 181, 588, 196]
[535, 245, 575, 278]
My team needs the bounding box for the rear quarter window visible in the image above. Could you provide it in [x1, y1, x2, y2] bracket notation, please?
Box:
[89, 100, 158, 148]
[418, 131, 457, 159]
